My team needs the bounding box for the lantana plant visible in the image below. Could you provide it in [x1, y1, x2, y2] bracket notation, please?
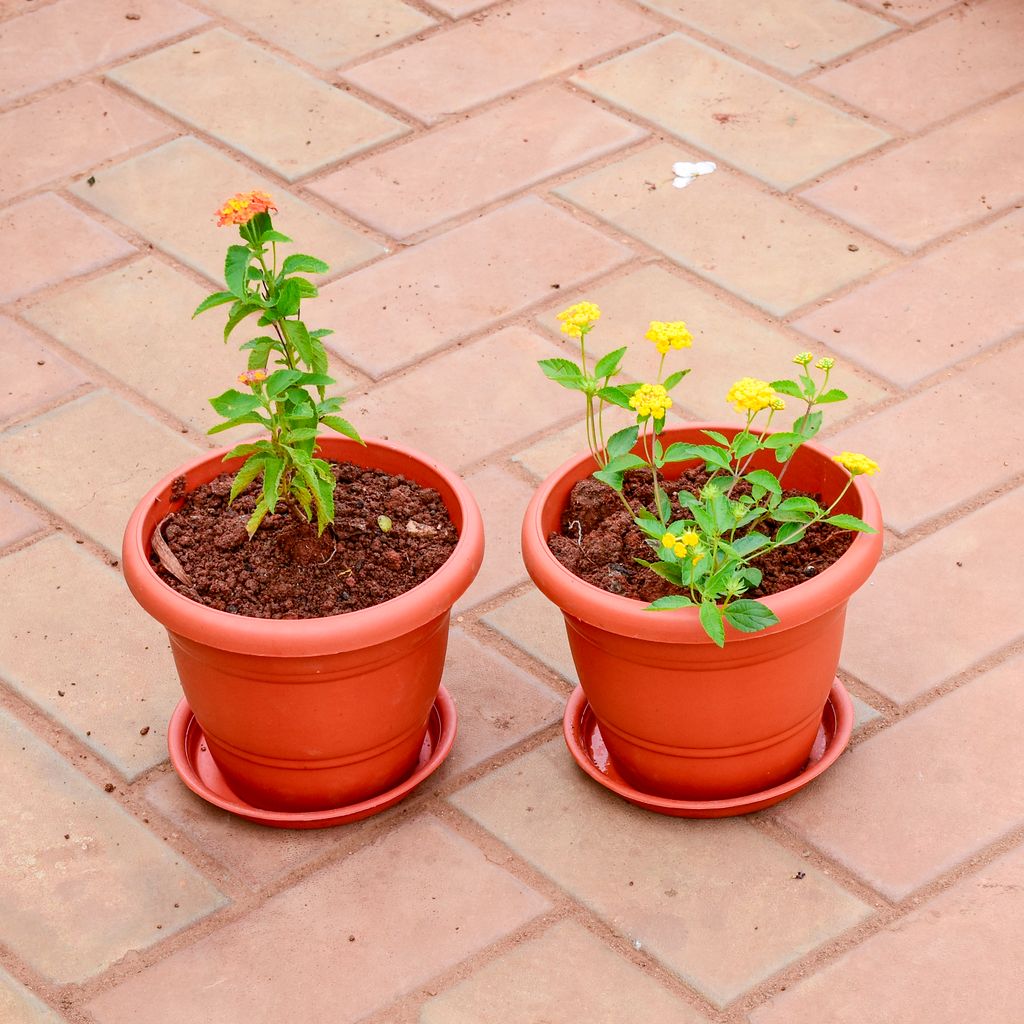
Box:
[540, 302, 878, 646]
[194, 190, 362, 536]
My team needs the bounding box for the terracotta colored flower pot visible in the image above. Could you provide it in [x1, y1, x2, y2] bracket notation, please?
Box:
[521, 423, 882, 801]
[123, 436, 484, 812]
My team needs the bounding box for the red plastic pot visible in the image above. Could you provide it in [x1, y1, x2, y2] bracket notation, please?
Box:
[522, 424, 882, 801]
[123, 436, 483, 812]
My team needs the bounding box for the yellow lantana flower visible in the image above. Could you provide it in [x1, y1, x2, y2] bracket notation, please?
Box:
[793, 352, 813, 366]
[645, 320, 693, 355]
[833, 451, 879, 476]
[629, 383, 672, 420]
[237, 368, 269, 386]
[726, 377, 776, 414]
[216, 190, 277, 227]
[816, 357, 835, 370]
[556, 301, 601, 338]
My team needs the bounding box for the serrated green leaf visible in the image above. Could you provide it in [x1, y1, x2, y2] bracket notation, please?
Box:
[770, 379, 804, 400]
[596, 385, 633, 410]
[699, 600, 726, 647]
[646, 560, 684, 586]
[224, 302, 261, 342]
[538, 357, 587, 390]
[259, 229, 292, 244]
[775, 496, 821, 515]
[281, 253, 330, 276]
[228, 457, 266, 504]
[594, 346, 627, 379]
[745, 469, 781, 496]
[662, 442, 702, 464]
[309, 328, 334, 339]
[724, 599, 779, 634]
[774, 521, 806, 544]
[283, 427, 319, 443]
[656, 488, 671, 524]
[730, 531, 771, 557]
[265, 369, 303, 399]
[207, 411, 269, 435]
[282, 319, 313, 365]
[793, 410, 823, 438]
[223, 441, 274, 460]
[322, 416, 363, 443]
[224, 245, 252, 299]
[702, 430, 730, 445]
[733, 432, 759, 459]
[262, 456, 285, 513]
[646, 595, 695, 611]
[192, 290, 236, 318]
[816, 388, 848, 405]
[801, 375, 817, 399]
[209, 388, 263, 418]
[245, 498, 271, 537]
[275, 278, 302, 318]
[763, 432, 807, 450]
[662, 368, 690, 391]
[606, 425, 638, 460]
[825, 513, 876, 533]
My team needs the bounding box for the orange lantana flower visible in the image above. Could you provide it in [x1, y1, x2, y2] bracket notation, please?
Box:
[216, 190, 277, 227]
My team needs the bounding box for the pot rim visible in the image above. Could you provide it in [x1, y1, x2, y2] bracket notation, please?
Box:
[521, 421, 882, 644]
[122, 435, 484, 656]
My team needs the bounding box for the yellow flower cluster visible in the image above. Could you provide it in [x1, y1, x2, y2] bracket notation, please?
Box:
[816, 357, 835, 370]
[726, 377, 777, 414]
[833, 451, 879, 476]
[645, 320, 693, 355]
[629, 383, 673, 420]
[237, 368, 268, 386]
[661, 529, 700, 558]
[216, 190, 277, 227]
[793, 352, 813, 366]
[556, 301, 601, 338]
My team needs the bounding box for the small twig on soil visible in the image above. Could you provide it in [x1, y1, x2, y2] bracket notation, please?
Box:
[152, 515, 194, 589]
[567, 519, 595, 566]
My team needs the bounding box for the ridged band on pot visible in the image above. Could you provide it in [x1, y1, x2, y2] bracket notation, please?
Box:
[123, 436, 484, 812]
[521, 424, 882, 801]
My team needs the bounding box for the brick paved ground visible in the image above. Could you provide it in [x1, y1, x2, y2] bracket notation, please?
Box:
[1, 1, 1021, 1021]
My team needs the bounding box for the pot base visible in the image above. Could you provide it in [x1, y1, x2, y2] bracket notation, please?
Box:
[564, 679, 853, 818]
[168, 687, 456, 829]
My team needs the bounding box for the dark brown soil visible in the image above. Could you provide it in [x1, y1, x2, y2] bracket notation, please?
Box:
[548, 467, 853, 603]
[154, 462, 458, 619]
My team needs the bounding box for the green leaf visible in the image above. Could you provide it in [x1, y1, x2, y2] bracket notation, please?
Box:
[275, 278, 302, 318]
[656, 488, 671, 524]
[596, 385, 633, 410]
[801, 375, 817, 399]
[538, 357, 587, 391]
[282, 320, 313, 365]
[730, 531, 771, 557]
[696, 445, 733, 472]
[207, 411, 269, 434]
[223, 441, 274, 460]
[192, 290, 235, 318]
[662, 368, 690, 391]
[646, 595, 695, 611]
[224, 302, 261, 342]
[816, 388, 848, 405]
[594, 346, 627, 379]
[763, 432, 807, 450]
[689, 502, 716, 538]
[825, 513, 877, 533]
[774, 522, 806, 545]
[209, 388, 263, 418]
[265, 369, 303, 399]
[770, 379, 804, 400]
[281, 253, 330, 276]
[606, 425, 638, 460]
[699, 600, 726, 647]
[228, 457, 266, 504]
[745, 469, 781, 496]
[662, 442, 702, 464]
[309, 328, 334, 339]
[724, 599, 779, 634]
[646, 561, 684, 586]
[312, 474, 335, 535]
[775, 496, 821, 516]
[793, 410, 823, 438]
[702, 430, 730, 445]
[294, 278, 318, 299]
[224, 245, 252, 299]
[322, 416, 363, 443]
[283, 428, 319, 443]
[262, 457, 285, 513]
[245, 498, 271, 537]
[733, 432, 759, 459]
[259, 229, 292, 244]
[317, 396, 345, 414]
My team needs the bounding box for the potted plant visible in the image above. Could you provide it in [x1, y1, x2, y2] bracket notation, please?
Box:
[521, 303, 882, 816]
[122, 191, 483, 827]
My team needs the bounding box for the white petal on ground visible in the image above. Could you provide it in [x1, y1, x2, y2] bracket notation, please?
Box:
[671, 160, 717, 189]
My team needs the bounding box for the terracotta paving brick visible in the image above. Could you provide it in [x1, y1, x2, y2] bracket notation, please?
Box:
[0, 390, 200, 555]
[800, 90, 1024, 251]
[0, 707, 225, 984]
[451, 740, 870, 1008]
[70, 136, 384, 285]
[482, 588, 578, 685]
[2, 193, 135, 303]
[792, 209, 1024, 387]
[0, 317, 89, 424]
[456, 465, 534, 611]
[314, 198, 631, 378]
[87, 817, 549, 1024]
[0, 0, 208, 103]
[308, 87, 647, 239]
[829, 343, 1024, 533]
[858, 0, 963, 24]
[840, 487, 1024, 704]
[750, 843, 1024, 1023]
[341, 0, 660, 123]
[535, 263, 888, 424]
[778, 656, 1024, 900]
[812, 0, 1024, 131]
[0, 82, 169, 203]
[425, 0, 496, 15]
[348, 326, 578, 470]
[510, 410, 630, 481]
[0, 968, 61, 1024]
[0, 489, 44, 548]
[421, 919, 709, 1023]
[573, 35, 889, 191]
[0, 535, 185, 777]
[638, 0, 894, 75]
[110, 29, 408, 183]
[22, 256, 358, 432]
[556, 142, 892, 316]
[200, 0, 435, 70]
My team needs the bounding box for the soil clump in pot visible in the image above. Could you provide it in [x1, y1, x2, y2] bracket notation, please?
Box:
[548, 467, 852, 603]
[155, 461, 457, 619]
